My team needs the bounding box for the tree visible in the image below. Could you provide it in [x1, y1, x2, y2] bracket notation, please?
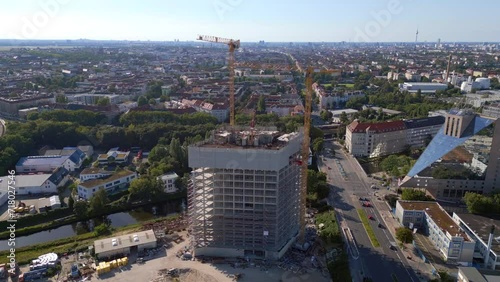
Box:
[128, 177, 164, 201]
[137, 96, 148, 106]
[55, 94, 68, 103]
[89, 188, 109, 215]
[257, 95, 266, 112]
[94, 223, 110, 236]
[96, 97, 110, 106]
[73, 201, 88, 218]
[149, 98, 157, 105]
[401, 189, 434, 201]
[339, 111, 349, 125]
[68, 196, 75, 210]
[312, 138, 324, 154]
[396, 227, 413, 243]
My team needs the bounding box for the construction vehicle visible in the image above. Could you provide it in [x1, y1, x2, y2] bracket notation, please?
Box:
[197, 35, 240, 126]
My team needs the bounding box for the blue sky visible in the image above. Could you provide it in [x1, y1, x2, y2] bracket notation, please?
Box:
[1, 0, 499, 42]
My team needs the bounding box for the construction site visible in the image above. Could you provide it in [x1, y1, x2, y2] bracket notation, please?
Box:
[187, 126, 304, 259]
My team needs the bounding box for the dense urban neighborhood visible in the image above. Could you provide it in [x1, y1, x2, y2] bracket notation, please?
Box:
[0, 36, 500, 282]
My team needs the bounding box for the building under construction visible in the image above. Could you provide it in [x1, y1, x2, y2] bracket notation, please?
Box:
[187, 126, 303, 259]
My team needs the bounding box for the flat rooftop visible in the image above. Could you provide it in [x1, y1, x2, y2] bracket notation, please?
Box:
[196, 126, 301, 150]
[399, 201, 469, 241]
[79, 170, 135, 189]
[455, 213, 500, 253]
[94, 229, 156, 254]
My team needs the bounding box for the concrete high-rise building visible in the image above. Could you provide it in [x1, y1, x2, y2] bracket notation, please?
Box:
[401, 109, 500, 199]
[187, 126, 303, 259]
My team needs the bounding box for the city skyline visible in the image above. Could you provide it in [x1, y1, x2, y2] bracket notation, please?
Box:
[1, 0, 499, 43]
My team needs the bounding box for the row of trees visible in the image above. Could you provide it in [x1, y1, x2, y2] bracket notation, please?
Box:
[431, 165, 483, 180]
[464, 192, 500, 214]
[401, 189, 434, 201]
[1, 110, 219, 174]
[27, 110, 107, 126]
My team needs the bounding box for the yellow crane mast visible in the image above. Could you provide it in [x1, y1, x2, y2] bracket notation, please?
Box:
[197, 35, 240, 126]
[299, 67, 341, 244]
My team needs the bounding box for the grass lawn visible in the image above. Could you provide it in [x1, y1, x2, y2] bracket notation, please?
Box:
[357, 209, 380, 247]
[321, 83, 332, 88]
[338, 83, 355, 88]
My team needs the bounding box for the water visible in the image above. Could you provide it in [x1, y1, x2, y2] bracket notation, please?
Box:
[0, 200, 181, 251]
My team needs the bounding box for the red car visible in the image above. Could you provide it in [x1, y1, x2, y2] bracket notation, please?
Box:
[362, 202, 372, 207]
[368, 215, 375, 220]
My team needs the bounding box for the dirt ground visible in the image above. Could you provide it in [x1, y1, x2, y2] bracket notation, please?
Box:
[51, 230, 330, 282]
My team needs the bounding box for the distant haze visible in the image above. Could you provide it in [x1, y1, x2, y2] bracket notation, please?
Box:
[1, 0, 499, 42]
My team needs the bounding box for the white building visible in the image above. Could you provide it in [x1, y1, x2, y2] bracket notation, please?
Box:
[94, 229, 157, 259]
[329, 109, 358, 123]
[16, 148, 86, 173]
[97, 148, 130, 165]
[396, 201, 475, 264]
[452, 213, 500, 270]
[399, 82, 448, 93]
[79, 168, 112, 182]
[68, 94, 122, 105]
[0, 167, 69, 196]
[158, 172, 179, 194]
[77, 170, 137, 200]
[313, 83, 365, 109]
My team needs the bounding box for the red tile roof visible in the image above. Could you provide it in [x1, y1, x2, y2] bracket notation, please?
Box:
[348, 120, 406, 133]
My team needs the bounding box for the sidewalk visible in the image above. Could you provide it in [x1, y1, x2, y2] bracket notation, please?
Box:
[375, 196, 434, 282]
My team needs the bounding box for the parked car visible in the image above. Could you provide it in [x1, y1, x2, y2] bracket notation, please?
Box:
[368, 215, 374, 220]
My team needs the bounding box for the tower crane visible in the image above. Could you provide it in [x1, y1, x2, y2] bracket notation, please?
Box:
[298, 66, 341, 245]
[197, 35, 240, 126]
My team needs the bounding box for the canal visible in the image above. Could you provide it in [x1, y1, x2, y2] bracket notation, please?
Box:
[0, 199, 183, 251]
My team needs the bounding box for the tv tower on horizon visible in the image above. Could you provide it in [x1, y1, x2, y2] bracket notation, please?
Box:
[415, 28, 419, 42]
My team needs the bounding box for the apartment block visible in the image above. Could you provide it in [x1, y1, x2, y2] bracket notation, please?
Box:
[77, 170, 137, 200]
[346, 120, 405, 158]
[188, 127, 303, 259]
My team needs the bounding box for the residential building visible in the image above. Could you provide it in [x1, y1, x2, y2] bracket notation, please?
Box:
[158, 172, 179, 194]
[94, 230, 157, 259]
[67, 93, 122, 105]
[399, 82, 448, 93]
[79, 168, 112, 182]
[77, 170, 137, 200]
[313, 83, 365, 109]
[188, 127, 303, 259]
[97, 148, 130, 165]
[345, 120, 407, 158]
[452, 213, 500, 270]
[395, 201, 475, 264]
[0, 94, 53, 117]
[0, 167, 69, 195]
[404, 116, 445, 148]
[401, 110, 500, 200]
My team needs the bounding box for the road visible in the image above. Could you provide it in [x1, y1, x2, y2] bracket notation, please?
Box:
[319, 141, 420, 282]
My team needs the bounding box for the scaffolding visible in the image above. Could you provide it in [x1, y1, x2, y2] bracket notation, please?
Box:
[187, 129, 303, 259]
